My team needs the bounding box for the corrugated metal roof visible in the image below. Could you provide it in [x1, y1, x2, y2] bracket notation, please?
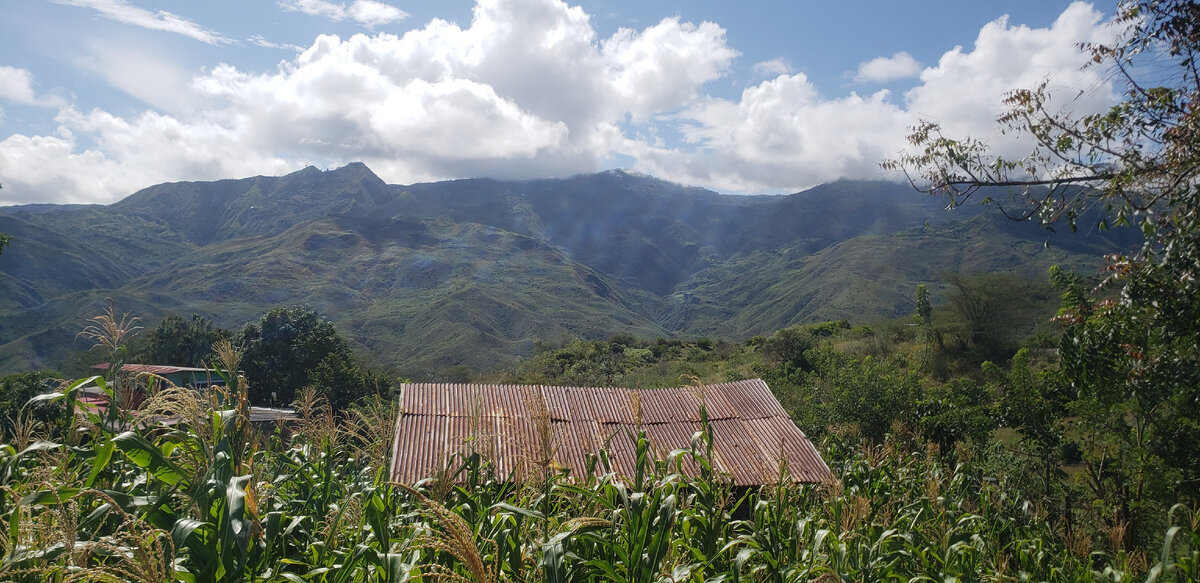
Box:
[389, 378, 831, 486]
[91, 363, 219, 375]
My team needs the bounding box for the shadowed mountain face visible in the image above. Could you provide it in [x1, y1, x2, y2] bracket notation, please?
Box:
[0, 164, 1137, 374]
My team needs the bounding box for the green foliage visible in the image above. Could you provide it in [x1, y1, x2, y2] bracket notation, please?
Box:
[498, 336, 754, 389]
[755, 325, 819, 372]
[309, 350, 391, 411]
[4, 388, 1197, 582]
[914, 284, 932, 330]
[916, 377, 997, 453]
[1054, 262, 1200, 549]
[140, 314, 232, 367]
[806, 345, 919, 442]
[0, 371, 68, 439]
[239, 304, 366, 408]
[1, 306, 1196, 582]
[986, 348, 1064, 457]
[941, 272, 1054, 364]
[889, 0, 1200, 551]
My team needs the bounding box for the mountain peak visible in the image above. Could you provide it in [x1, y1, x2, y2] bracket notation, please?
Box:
[323, 162, 385, 186]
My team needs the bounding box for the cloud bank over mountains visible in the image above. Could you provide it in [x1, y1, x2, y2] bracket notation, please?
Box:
[1, 0, 1119, 205]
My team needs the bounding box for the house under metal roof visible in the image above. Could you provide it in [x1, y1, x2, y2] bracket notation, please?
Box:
[389, 378, 831, 486]
[91, 363, 229, 388]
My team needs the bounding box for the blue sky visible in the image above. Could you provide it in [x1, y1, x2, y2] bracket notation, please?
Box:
[0, 0, 1120, 204]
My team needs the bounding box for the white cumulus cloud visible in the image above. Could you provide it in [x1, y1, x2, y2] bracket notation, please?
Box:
[279, 0, 409, 29]
[854, 52, 921, 83]
[904, 2, 1121, 160]
[0, 66, 66, 110]
[1, 0, 736, 203]
[627, 1, 1122, 193]
[0, 107, 296, 205]
[631, 75, 909, 193]
[752, 58, 791, 77]
[0, 0, 1124, 203]
[0, 66, 40, 105]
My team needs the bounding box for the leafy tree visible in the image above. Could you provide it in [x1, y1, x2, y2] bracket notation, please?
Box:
[309, 351, 390, 411]
[0, 183, 7, 255]
[0, 371, 69, 438]
[914, 284, 932, 333]
[239, 305, 357, 407]
[141, 315, 232, 367]
[984, 348, 1068, 499]
[916, 377, 996, 454]
[755, 325, 817, 373]
[511, 338, 628, 386]
[1052, 263, 1198, 547]
[886, 0, 1200, 546]
[941, 272, 1050, 362]
[911, 284, 940, 373]
[806, 345, 919, 443]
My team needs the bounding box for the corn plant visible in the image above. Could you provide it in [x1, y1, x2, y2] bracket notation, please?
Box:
[2, 371, 1198, 582]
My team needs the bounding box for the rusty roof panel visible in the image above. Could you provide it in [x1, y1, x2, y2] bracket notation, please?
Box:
[761, 416, 830, 482]
[594, 422, 638, 478]
[93, 363, 215, 375]
[643, 421, 701, 476]
[717, 379, 786, 420]
[589, 387, 634, 424]
[452, 385, 475, 416]
[503, 416, 535, 477]
[486, 384, 522, 419]
[393, 414, 447, 484]
[473, 385, 497, 418]
[639, 388, 692, 424]
[694, 384, 738, 420]
[399, 384, 431, 415]
[706, 418, 749, 484]
[554, 420, 586, 476]
[441, 384, 461, 416]
[538, 386, 573, 421]
[563, 387, 600, 421]
[710, 417, 782, 486]
[742, 416, 830, 483]
[389, 379, 830, 486]
[446, 416, 468, 458]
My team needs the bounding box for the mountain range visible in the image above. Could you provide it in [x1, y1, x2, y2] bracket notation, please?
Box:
[0, 163, 1137, 374]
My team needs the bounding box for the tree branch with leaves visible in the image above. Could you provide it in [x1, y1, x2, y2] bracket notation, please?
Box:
[882, 1, 1200, 234]
[884, 0, 1200, 548]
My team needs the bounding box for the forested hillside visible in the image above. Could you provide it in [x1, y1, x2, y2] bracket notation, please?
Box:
[0, 167, 1134, 374]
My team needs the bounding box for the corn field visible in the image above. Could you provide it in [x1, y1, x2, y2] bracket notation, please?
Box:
[0, 371, 1196, 583]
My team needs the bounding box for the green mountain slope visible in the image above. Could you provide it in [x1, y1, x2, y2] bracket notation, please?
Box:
[663, 215, 1113, 337]
[0, 164, 1137, 374]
